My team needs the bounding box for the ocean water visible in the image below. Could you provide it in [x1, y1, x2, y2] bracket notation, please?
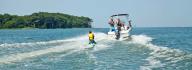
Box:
[0, 27, 191, 70]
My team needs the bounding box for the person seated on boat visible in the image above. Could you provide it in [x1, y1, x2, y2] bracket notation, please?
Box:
[121, 22, 125, 30]
[108, 18, 115, 31]
[88, 31, 96, 44]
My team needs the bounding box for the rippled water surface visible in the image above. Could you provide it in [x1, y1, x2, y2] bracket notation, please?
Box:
[0, 27, 191, 70]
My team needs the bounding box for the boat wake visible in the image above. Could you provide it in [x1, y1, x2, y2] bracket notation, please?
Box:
[0, 33, 110, 64]
[128, 35, 192, 70]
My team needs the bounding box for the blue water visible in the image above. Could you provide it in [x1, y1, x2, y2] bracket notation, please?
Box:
[0, 27, 191, 70]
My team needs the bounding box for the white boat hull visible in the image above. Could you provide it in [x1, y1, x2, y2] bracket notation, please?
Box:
[107, 27, 132, 40]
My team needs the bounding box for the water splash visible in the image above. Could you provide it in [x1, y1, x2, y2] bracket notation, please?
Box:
[0, 32, 110, 64]
[129, 35, 192, 70]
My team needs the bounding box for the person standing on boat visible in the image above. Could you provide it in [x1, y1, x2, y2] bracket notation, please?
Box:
[88, 31, 96, 44]
[108, 18, 115, 31]
[116, 18, 122, 40]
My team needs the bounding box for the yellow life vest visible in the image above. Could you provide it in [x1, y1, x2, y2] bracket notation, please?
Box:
[89, 33, 94, 40]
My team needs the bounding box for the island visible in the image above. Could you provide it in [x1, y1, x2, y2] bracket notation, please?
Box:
[0, 12, 92, 29]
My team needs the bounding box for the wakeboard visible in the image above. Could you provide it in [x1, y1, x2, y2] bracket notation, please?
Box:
[85, 43, 95, 49]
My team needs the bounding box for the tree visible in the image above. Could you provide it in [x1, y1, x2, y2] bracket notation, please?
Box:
[0, 12, 93, 29]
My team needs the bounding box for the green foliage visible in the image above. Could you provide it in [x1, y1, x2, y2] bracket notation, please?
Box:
[0, 12, 92, 29]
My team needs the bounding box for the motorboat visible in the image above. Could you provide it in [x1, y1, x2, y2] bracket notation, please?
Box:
[107, 14, 132, 40]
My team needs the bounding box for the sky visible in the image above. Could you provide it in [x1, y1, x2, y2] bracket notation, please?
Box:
[0, 0, 192, 28]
